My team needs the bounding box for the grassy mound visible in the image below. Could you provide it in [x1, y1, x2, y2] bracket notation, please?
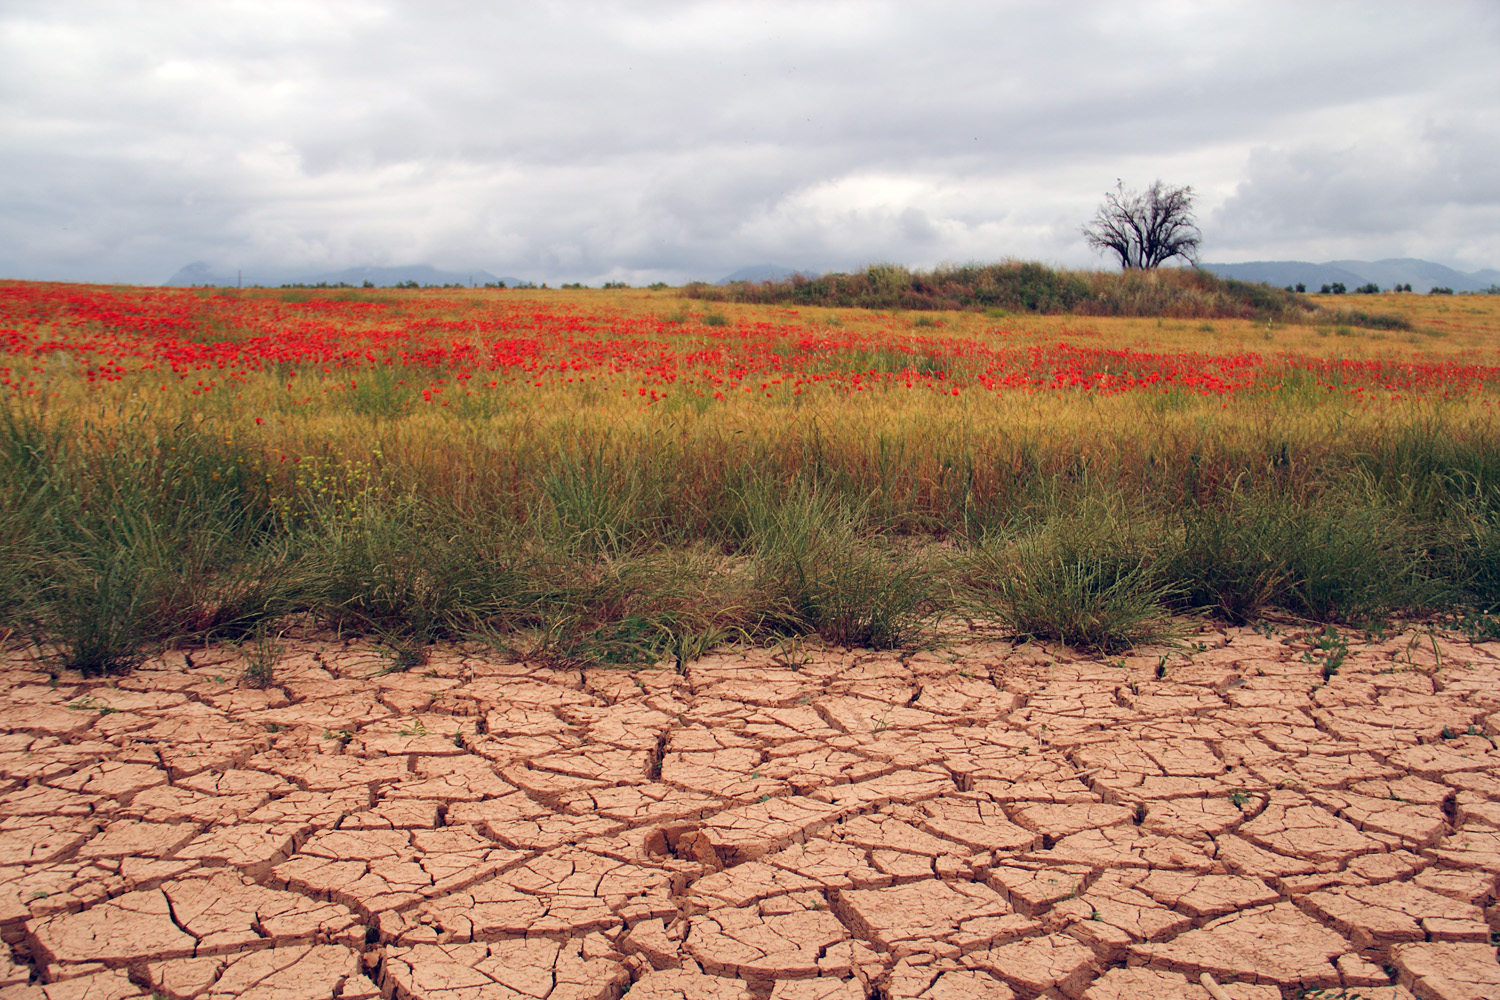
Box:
[685, 261, 1409, 328]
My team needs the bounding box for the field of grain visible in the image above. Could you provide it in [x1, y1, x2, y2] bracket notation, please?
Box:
[5, 280, 1500, 672]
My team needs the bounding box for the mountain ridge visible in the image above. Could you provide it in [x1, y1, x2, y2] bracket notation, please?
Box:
[715, 264, 817, 285]
[1201, 257, 1499, 293]
[164, 262, 524, 288]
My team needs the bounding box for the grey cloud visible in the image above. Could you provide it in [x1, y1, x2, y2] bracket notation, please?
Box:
[2, 0, 1498, 284]
[1210, 109, 1500, 267]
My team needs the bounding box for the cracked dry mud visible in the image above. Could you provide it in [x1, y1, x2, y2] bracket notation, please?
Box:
[2, 627, 1500, 999]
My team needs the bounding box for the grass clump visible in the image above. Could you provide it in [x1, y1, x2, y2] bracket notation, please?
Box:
[521, 547, 746, 667]
[1317, 308, 1412, 332]
[961, 511, 1180, 653]
[303, 494, 536, 650]
[1160, 482, 1431, 624]
[240, 623, 282, 688]
[745, 482, 938, 649]
[1, 410, 291, 674]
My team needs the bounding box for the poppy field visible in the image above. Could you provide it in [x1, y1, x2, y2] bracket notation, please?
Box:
[5, 280, 1499, 407]
[5, 279, 1500, 672]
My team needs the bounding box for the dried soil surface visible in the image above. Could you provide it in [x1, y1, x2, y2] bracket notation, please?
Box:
[2, 624, 1499, 999]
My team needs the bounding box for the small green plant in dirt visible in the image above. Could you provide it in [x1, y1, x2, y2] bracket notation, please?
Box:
[770, 636, 814, 671]
[398, 719, 429, 737]
[66, 694, 118, 715]
[1395, 628, 1445, 672]
[1312, 625, 1349, 679]
[375, 638, 426, 675]
[240, 623, 283, 689]
[1460, 612, 1500, 643]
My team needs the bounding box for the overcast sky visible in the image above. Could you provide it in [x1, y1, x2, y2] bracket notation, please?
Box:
[3, 0, 1498, 285]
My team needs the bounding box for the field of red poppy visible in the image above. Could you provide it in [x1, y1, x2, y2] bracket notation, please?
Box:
[4, 279, 1500, 672]
[5, 281, 1498, 410]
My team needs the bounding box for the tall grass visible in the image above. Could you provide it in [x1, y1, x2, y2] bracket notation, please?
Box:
[0, 410, 292, 673]
[742, 481, 938, 648]
[1158, 479, 1433, 623]
[302, 496, 533, 649]
[5, 397, 1498, 671]
[960, 498, 1181, 651]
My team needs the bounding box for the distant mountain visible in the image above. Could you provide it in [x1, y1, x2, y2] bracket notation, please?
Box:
[164, 262, 247, 287]
[308, 265, 522, 288]
[716, 264, 816, 285]
[164, 262, 525, 288]
[1201, 258, 1498, 293]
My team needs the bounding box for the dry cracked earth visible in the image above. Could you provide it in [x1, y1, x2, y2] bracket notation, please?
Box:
[2, 625, 1500, 1000]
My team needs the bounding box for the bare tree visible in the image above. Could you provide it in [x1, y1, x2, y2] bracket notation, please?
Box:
[1083, 180, 1202, 269]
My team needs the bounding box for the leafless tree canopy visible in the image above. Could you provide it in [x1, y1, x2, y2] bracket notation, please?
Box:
[1083, 180, 1202, 269]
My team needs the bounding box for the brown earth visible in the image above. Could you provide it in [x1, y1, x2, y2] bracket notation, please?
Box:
[1, 623, 1499, 999]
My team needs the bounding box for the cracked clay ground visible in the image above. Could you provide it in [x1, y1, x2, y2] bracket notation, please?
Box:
[3, 627, 1500, 999]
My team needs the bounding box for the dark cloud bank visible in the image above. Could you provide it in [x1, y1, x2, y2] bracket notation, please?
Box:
[2, 1, 1497, 286]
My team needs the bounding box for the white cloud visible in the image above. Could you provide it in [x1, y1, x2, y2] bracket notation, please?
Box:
[1, 0, 1497, 283]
